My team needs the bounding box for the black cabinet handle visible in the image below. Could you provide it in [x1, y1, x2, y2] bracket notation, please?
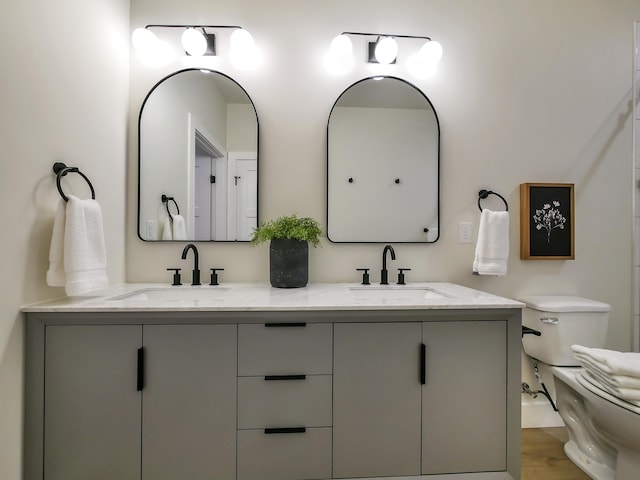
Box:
[420, 343, 426, 385]
[264, 427, 306, 434]
[137, 347, 145, 391]
[264, 322, 307, 327]
[265, 375, 307, 381]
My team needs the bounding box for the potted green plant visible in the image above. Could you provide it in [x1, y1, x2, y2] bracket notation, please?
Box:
[251, 214, 322, 288]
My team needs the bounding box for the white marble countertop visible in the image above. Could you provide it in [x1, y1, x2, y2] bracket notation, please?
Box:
[22, 283, 524, 313]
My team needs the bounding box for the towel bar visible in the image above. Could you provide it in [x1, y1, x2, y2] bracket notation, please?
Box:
[477, 189, 508, 212]
[53, 162, 96, 202]
[161, 194, 180, 218]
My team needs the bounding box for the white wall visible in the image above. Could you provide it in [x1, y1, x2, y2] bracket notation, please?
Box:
[129, 0, 640, 352]
[0, 0, 130, 478]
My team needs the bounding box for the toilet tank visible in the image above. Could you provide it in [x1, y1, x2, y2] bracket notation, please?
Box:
[518, 295, 610, 366]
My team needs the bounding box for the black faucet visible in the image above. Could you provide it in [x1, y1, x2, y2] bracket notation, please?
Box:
[181, 243, 201, 285]
[380, 244, 396, 285]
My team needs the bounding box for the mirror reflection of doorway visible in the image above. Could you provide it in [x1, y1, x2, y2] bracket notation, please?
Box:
[228, 152, 258, 241]
[194, 131, 225, 241]
[193, 129, 257, 241]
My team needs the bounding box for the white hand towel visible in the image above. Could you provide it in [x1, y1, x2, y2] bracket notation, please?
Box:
[63, 195, 108, 296]
[172, 214, 187, 240]
[473, 209, 509, 276]
[161, 215, 173, 240]
[572, 345, 640, 378]
[46, 200, 67, 287]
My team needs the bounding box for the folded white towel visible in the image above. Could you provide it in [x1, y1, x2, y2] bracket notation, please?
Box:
[580, 370, 640, 406]
[473, 209, 509, 275]
[46, 200, 67, 287]
[572, 345, 640, 378]
[574, 353, 640, 389]
[161, 215, 173, 240]
[172, 214, 187, 240]
[63, 195, 108, 296]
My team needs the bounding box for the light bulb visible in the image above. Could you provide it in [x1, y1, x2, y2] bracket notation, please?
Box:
[407, 40, 442, 79]
[132, 28, 174, 66]
[230, 29, 261, 69]
[330, 34, 353, 57]
[182, 28, 207, 56]
[420, 40, 443, 65]
[374, 37, 398, 65]
[324, 34, 353, 75]
[132, 28, 157, 52]
[230, 29, 254, 51]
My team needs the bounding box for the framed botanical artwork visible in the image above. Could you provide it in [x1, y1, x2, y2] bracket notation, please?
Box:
[520, 183, 574, 260]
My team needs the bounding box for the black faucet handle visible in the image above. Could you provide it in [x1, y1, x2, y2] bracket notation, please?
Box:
[210, 268, 224, 286]
[397, 268, 411, 285]
[356, 268, 370, 285]
[167, 268, 182, 286]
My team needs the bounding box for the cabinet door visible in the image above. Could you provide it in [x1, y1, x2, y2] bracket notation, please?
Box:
[422, 321, 507, 474]
[142, 324, 237, 480]
[333, 322, 422, 478]
[44, 325, 142, 480]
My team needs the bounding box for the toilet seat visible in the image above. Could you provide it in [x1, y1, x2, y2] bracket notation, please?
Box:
[576, 370, 640, 415]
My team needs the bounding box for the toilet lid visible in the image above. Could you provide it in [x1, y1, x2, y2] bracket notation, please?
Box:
[517, 295, 610, 313]
[576, 371, 640, 415]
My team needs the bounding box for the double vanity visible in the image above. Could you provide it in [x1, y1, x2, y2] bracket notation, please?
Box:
[23, 282, 523, 480]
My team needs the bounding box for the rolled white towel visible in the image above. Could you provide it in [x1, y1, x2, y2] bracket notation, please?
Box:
[572, 345, 640, 378]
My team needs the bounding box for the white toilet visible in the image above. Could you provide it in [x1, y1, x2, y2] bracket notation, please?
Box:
[519, 295, 640, 480]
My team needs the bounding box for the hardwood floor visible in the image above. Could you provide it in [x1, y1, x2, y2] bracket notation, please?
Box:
[522, 427, 591, 480]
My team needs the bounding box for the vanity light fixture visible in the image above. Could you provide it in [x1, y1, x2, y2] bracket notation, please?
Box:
[131, 25, 260, 68]
[325, 31, 443, 79]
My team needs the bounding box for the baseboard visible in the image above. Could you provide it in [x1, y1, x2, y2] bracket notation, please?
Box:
[521, 396, 563, 428]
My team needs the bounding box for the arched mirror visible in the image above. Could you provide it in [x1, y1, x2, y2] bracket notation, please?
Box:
[327, 76, 439, 243]
[138, 68, 258, 241]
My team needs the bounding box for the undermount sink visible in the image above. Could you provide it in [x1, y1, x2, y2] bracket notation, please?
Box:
[110, 286, 229, 302]
[348, 285, 452, 300]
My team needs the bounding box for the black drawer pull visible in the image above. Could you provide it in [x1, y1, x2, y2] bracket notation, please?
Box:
[420, 343, 426, 385]
[264, 322, 307, 327]
[264, 427, 306, 434]
[137, 347, 145, 391]
[265, 375, 307, 381]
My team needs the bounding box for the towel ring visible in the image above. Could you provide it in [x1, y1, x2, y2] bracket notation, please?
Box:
[478, 189, 508, 212]
[53, 162, 96, 202]
[161, 194, 180, 217]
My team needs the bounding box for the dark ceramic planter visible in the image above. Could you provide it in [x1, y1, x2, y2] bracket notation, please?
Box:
[269, 238, 309, 288]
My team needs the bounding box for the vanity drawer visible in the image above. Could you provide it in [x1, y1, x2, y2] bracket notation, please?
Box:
[237, 427, 332, 480]
[238, 374, 332, 429]
[238, 323, 332, 375]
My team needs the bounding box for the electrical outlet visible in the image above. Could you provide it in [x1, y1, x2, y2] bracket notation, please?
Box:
[458, 222, 472, 244]
[146, 220, 155, 239]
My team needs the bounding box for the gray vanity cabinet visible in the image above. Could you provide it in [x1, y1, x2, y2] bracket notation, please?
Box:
[39, 323, 237, 480]
[44, 325, 142, 480]
[333, 322, 423, 478]
[333, 320, 508, 478]
[421, 320, 507, 474]
[141, 324, 237, 480]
